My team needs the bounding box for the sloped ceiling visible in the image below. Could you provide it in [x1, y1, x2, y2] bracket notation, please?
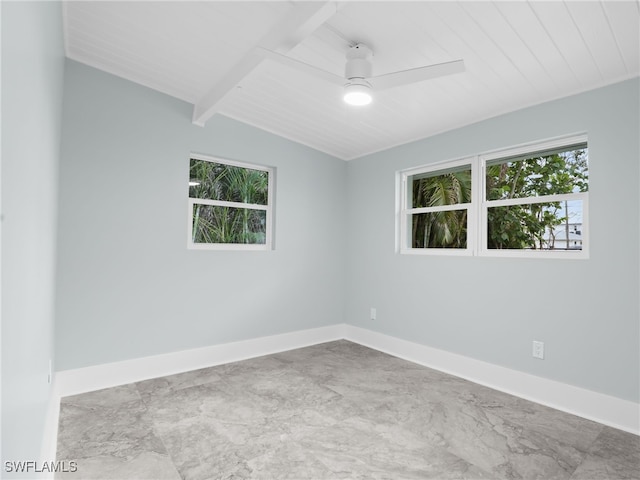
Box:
[63, 1, 640, 160]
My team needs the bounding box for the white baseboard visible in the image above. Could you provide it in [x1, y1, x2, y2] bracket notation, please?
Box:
[55, 324, 347, 397]
[53, 322, 639, 438]
[344, 325, 640, 436]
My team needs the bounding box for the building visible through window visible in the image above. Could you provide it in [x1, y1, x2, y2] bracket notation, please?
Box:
[398, 135, 588, 258]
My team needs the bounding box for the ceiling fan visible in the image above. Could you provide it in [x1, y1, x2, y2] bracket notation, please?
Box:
[258, 43, 465, 106]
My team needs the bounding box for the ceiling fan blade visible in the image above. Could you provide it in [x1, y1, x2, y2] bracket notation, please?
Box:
[370, 59, 465, 91]
[256, 47, 344, 87]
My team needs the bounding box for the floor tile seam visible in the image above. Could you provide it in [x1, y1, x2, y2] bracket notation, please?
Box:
[583, 424, 614, 456]
[566, 455, 614, 480]
[316, 412, 440, 449]
[57, 400, 155, 445]
[63, 416, 174, 464]
[146, 415, 186, 480]
[133, 379, 194, 477]
[451, 394, 608, 449]
[580, 429, 640, 467]
[501, 416, 605, 456]
[213, 364, 347, 405]
[564, 454, 591, 480]
[562, 422, 606, 462]
[518, 433, 590, 478]
[452, 406, 596, 477]
[136, 375, 243, 406]
[135, 381, 158, 411]
[305, 435, 480, 480]
[430, 413, 585, 480]
[139, 379, 327, 441]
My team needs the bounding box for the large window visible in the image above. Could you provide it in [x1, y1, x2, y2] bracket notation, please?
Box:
[398, 135, 589, 258]
[188, 154, 274, 250]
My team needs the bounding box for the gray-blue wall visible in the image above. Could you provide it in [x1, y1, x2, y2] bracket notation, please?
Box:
[345, 78, 640, 403]
[55, 60, 347, 370]
[1, 0, 65, 467]
[3, 3, 637, 468]
[56, 48, 639, 405]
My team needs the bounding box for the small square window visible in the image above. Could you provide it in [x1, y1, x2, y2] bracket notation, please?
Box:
[408, 164, 472, 250]
[399, 159, 474, 256]
[188, 155, 274, 250]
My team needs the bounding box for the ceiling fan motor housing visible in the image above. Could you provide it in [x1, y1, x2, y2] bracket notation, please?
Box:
[345, 43, 373, 80]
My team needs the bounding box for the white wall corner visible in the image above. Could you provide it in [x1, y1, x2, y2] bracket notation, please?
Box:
[40, 380, 62, 480]
[343, 325, 640, 436]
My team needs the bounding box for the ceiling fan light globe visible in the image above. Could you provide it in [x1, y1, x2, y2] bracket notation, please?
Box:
[343, 82, 372, 106]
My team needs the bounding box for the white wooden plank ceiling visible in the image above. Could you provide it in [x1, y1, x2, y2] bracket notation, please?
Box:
[63, 1, 640, 160]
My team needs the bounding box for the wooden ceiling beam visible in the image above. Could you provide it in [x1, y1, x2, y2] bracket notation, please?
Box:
[192, 1, 339, 126]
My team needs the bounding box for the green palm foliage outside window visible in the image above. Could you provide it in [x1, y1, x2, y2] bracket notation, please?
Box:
[399, 136, 588, 256]
[189, 158, 270, 245]
[411, 167, 472, 248]
[485, 147, 588, 250]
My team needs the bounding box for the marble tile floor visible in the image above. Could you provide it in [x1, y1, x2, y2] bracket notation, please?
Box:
[56, 340, 639, 480]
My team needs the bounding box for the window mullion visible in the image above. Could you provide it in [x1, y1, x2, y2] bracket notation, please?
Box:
[190, 198, 269, 211]
[471, 155, 482, 256]
[486, 192, 587, 208]
[407, 204, 471, 214]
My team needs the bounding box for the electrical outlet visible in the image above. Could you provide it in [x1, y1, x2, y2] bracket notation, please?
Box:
[532, 341, 544, 359]
[370, 307, 377, 320]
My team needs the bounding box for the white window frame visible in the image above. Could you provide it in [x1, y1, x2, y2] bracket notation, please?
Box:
[398, 134, 589, 259]
[398, 157, 477, 256]
[188, 153, 274, 251]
